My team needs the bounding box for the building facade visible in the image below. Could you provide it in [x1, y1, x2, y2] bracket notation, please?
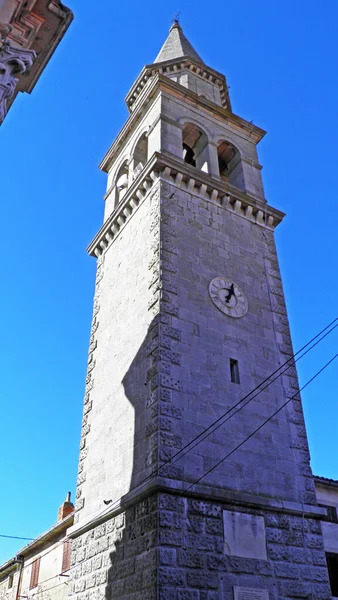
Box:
[315, 477, 338, 599]
[0, 0, 73, 124]
[2, 482, 337, 598]
[0, 495, 74, 600]
[61, 21, 336, 599]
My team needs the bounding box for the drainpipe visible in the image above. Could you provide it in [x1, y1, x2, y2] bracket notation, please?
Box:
[15, 555, 24, 600]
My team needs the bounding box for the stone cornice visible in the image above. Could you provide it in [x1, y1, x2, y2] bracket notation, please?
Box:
[18, 2, 73, 96]
[99, 74, 266, 174]
[88, 152, 285, 258]
[68, 476, 326, 541]
[0, 0, 73, 118]
[125, 56, 231, 112]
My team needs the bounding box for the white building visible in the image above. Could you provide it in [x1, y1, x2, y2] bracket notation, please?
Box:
[0, 495, 74, 600]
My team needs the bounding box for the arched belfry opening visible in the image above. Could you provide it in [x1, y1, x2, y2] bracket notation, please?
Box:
[217, 140, 245, 190]
[114, 161, 129, 207]
[182, 123, 209, 173]
[132, 133, 148, 179]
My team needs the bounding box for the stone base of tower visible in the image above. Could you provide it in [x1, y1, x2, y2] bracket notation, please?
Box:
[68, 489, 331, 600]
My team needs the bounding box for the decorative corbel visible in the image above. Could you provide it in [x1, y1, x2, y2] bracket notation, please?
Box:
[0, 35, 36, 124]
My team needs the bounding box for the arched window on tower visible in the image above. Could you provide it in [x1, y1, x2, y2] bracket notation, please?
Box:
[217, 141, 245, 190]
[132, 133, 148, 179]
[115, 161, 129, 207]
[182, 123, 209, 173]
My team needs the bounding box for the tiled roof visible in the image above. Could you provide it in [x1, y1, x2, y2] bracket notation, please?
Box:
[314, 475, 338, 488]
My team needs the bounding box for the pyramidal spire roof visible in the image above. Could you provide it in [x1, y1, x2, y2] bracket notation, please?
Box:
[154, 21, 204, 64]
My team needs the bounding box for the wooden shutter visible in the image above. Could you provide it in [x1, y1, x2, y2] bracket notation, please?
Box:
[29, 557, 40, 589]
[319, 503, 338, 523]
[62, 540, 72, 573]
[326, 553, 338, 596]
[327, 505, 338, 523]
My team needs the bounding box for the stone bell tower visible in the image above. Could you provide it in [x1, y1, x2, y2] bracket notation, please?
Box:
[68, 21, 331, 600]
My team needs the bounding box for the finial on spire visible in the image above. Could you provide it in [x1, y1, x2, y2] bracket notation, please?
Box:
[170, 11, 181, 29]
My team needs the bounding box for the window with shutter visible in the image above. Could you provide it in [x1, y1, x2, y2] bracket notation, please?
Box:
[326, 553, 338, 597]
[319, 503, 338, 523]
[29, 557, 40, 590]
[61, 540, 72, 573]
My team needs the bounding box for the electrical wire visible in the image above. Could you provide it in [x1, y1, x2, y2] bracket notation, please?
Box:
[43, 347, 338, 582]
[0, 537, 72, 582]
[69, 315, 338, 524]
[0, 535, 34, 541]
[183, 352, 338, 494]
[2, 317, 337, 585]
[160, 320, 338, 472]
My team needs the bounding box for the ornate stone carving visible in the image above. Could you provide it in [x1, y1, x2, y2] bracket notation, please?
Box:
[0, 1, 72, 122]
[0, 38, 35, 123]
[0, 23, 12, 43]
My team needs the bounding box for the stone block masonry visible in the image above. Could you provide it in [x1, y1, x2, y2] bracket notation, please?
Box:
[153, 178, 315, 508]
[68, 491, 331, 599]
[69, 24, 330, 595]
[69, 173, 331, 598]
[74, 181, 162, 525]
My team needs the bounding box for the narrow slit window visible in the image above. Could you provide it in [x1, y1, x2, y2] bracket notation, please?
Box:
[8, 575, 13, 589]
[230, 359, 240, 384]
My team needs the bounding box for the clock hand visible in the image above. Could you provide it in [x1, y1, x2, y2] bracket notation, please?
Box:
[225, 283, 235, 303]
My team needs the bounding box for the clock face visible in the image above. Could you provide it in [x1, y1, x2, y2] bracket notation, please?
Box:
[209, 277, 248, 318]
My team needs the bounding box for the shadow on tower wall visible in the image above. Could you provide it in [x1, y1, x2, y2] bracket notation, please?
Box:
[103, 315, 162, 599]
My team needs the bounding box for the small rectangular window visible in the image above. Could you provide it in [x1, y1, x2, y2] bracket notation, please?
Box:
[61, 540, 72, 573]
[328, 506, 338, 522]
[326, 552, 338, 597]
[319, 504, 338, 523]
[8, 574, 13, 589]
[29, 557, 40, 590]
[230, 359, 240, 384]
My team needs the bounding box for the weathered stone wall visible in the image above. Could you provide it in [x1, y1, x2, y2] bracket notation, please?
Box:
[75, 182, 161, 525]
[69, 495, 158, 600]
[158, 493, 331, 600]
[0, 574, 17, 600]
[70, 173, 328, 597]
[165, 69, 222, 105]
[68, 492, 331, 600]
[150, 178, 315, 506]
[157, 493, 331, 599]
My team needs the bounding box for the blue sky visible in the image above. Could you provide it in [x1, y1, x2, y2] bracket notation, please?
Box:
[0, 0, 337, 564]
